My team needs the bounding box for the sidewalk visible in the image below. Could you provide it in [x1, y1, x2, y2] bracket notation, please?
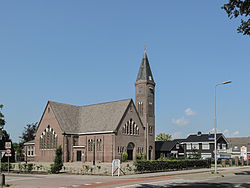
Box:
[5, 166, 250, 179]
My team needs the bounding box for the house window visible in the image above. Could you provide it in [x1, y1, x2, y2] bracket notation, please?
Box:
[27, 146, 34, 156]
[202, 143, 210, 150]
[97, 139, 102, 151]
[28, 146, 31, 156]
[234, 145, 238, 150]
[31, 146, 34, 156]
[192, 143, 199, 149]
[88, 139, 93, 152]
[40, 125, 57, 150]
[186, 144, 191, 150]
[176, 144, 180, 149]
[219, 143, 222, 149]
[222, 144, 226, 150]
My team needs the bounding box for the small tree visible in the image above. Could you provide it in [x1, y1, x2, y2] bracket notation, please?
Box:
[156, 133, 172, 141]
[50, 145, 63, 173]
[121, 152, 128, 162]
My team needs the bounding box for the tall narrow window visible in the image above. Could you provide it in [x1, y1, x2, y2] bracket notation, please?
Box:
[97, 139, 102, 151]
[40, 125, 58, 150]
[138, 102, 143, 116]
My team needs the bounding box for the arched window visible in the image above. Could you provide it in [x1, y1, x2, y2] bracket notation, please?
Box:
[40, 125, 57, 150]
[97, 139, 102, 151]
[123, 119, 139, 136]
[138, 102, 143, 116]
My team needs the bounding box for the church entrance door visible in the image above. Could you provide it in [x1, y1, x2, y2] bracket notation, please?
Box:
[127, 142, 134, 160]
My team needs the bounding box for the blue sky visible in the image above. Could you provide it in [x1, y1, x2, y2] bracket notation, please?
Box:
[1, 1, 249, 142]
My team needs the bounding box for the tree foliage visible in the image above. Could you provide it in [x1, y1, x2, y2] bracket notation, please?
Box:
[50, 145, 63, 173]
[0, 105, 15, 162]
[20, 122, 38, 142]
[222, 0, 250, 35]
[156, 133, 172, 141]
[0, 104, 5, 130]
[13, 142, 24, 162]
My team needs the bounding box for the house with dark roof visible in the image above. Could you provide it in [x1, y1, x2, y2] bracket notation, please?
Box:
[155, 132, 230, 160]
[155, 140, 184, 159]
[31, 50, 156, 163]
[181, 132, 230, 159]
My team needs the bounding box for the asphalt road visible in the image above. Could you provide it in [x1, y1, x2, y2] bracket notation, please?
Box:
[4, 167, 250, 188]
[116, 169, 250, 188]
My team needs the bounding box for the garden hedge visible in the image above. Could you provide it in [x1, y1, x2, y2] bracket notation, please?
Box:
[134, 159, 211, 173]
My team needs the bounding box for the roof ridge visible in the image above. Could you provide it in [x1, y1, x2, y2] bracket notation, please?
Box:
[49, 100, 81, 107]
[189, 133, 223, 136]
[81, 98, 132, 108]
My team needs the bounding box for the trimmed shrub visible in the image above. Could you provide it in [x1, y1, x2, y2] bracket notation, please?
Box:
[1, 162, 12, 171]
[27, 163, 34, 173]
[136, 153, 142, 160]
[122, 152, 128, 162]
[134, 159, 211, 173]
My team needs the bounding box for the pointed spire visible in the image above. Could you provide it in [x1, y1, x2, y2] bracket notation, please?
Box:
[136, 49, 154, 82]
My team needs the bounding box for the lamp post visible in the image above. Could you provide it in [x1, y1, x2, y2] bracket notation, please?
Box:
[214, 80, 232, 174]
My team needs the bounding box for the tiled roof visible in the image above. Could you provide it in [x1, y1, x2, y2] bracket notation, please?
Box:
[136, 51, 154, 82]
[184, 133, 224, 142]
[49, 99, 132, 134]
[227, 137, 250, 148]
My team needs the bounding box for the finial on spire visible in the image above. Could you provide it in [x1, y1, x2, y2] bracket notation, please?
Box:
[144, 44, 147, 52]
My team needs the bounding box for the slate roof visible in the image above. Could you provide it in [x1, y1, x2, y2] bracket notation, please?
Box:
[183, 133, 224, 143]
[155, 140, 180, 152]
[136, 51, 155, 82]
[49, 99, 132, 134]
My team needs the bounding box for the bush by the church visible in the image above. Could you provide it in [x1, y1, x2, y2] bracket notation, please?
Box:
[50, 145, 63, 174]
[121, 152, 128, 162]
[1, 162, 13, 171]
[134, 159, 211, 173]
[136, 153, 142, 160]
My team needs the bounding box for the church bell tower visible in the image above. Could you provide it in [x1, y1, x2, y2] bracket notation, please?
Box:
[135, 49, 156, 160]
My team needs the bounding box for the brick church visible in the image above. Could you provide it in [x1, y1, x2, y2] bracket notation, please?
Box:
[26, 50, 156, 163]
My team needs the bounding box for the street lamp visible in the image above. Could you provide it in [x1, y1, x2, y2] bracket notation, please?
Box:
[214, 80, 232, 174]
